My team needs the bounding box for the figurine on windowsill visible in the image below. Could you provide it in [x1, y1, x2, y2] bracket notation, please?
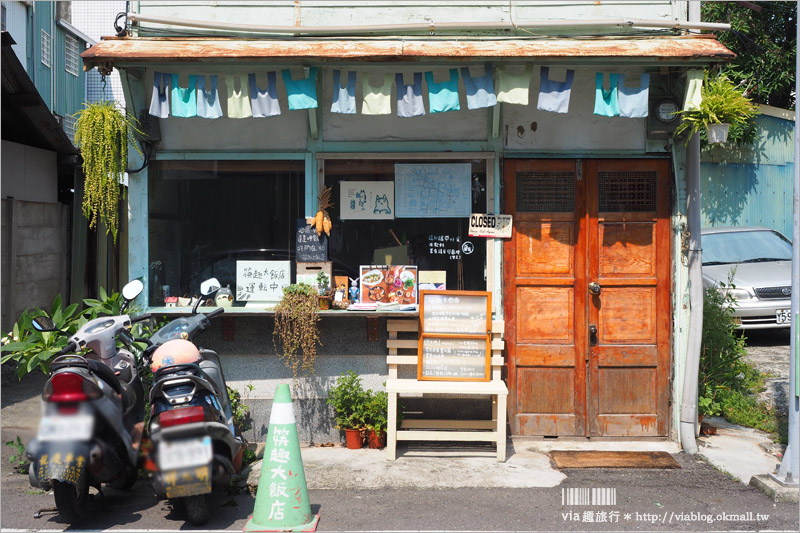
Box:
[349, 277, 360, 303]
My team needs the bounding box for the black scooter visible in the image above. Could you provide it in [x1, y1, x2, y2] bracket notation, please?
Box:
[25, 280, 149, 524]
[141, 278, 243, 525]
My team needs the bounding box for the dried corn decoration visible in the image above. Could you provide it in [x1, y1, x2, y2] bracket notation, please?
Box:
[312, 185, 334, 236]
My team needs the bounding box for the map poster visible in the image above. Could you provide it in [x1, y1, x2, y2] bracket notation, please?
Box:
[340, 181, 395, 220]
[394, 163, 471, 218]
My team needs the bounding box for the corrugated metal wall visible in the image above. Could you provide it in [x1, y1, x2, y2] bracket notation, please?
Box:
[33, 1, 52, 109]
[701, 114, 795, 238]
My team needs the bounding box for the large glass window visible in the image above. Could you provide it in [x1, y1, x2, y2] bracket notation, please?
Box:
[148, 160, 304, 305]
[323, 158, 488, 291]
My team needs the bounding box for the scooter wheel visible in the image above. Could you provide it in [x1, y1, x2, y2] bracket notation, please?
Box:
[53, 479, 89, 524]
[185, 494, 209, 525]
[110, 466, 138, 490]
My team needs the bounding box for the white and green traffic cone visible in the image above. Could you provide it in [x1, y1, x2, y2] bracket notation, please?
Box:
[244, 384, 319, 532]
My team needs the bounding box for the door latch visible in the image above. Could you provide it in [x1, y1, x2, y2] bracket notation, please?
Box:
[588, 282, 601, 295]
[589, 325, 598, 346]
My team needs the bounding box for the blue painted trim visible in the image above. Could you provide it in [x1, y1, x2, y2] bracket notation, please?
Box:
[318, 141, 494, 152]
[504, 151, 666, 159]
[154, 152, 307, 160]
[128, 167, 149, 308]
[305, 153, 316, 218]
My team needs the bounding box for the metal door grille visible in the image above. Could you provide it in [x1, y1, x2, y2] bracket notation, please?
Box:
[598, 171, 657, 212]
[516, 171, 575, 212]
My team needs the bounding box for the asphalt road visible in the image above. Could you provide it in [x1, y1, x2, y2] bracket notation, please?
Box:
[2, 431, 798, 532]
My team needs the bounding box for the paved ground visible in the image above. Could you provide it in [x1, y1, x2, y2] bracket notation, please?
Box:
[0, 330, 797, 532]
[742, 328, 792, 416]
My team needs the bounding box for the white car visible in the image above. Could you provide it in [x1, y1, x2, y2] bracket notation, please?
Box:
[701, 226, 793, 330]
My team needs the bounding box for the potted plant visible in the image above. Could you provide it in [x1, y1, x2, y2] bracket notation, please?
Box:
[73, 101, 145, 242]
[272, 283, 320, 380]
[363, 388, 389, 449]
[674, 72, 759, 145]
[326, 371, 368, 449]
[316, 271, 331, 310]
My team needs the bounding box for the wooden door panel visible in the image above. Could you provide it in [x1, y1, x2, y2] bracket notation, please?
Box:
[595, 345, 658, 367]
[597, 287, 656, 344]
[598, 368, 657, 413]
[516, 222, 574, 276]
[599, 223, 656, 276]
[516, 287, 574, 342]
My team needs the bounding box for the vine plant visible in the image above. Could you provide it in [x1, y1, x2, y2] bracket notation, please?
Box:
[272, 283, 321, 380]
[73, 101, 144, 242]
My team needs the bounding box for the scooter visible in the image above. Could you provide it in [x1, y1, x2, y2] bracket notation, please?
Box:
[142, 278, 243, 526]
[25, 280, 149, 524]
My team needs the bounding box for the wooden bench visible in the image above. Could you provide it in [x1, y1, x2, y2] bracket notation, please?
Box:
[385, 318, 508, 462]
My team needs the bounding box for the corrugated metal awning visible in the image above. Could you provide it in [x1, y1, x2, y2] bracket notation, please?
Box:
[82, 34, 733, 71]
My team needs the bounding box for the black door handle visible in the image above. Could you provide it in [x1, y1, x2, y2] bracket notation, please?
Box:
[589, 325, 598, 346]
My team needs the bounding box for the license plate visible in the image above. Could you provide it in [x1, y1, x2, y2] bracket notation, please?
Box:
[776, 309, 791, 324]
[158, 436, 212, 470]
[37, 415, 93, 442]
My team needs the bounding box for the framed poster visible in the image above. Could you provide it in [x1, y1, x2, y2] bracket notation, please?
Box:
[235, 261, 291, 303]
[359, 265, 417, 305]
[395, 163, 471, 218]
[340, 181, 395, 220]
[418, 290, 492, 382]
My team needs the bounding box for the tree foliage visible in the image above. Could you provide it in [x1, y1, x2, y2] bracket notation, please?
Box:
[702, 1, 796, 109]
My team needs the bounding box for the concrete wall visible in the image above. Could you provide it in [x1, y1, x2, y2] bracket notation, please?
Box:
[1, 141, 58, 203]
[1, 199, 70, 332]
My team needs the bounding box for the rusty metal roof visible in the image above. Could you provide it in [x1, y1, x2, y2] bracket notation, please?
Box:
[82, 35, 733, 70]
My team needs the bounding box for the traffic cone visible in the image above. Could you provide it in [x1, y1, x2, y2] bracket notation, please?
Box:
[244, 384, 319, 532]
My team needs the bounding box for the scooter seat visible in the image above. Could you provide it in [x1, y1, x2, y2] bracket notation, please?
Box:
[51, 357, 123, 395]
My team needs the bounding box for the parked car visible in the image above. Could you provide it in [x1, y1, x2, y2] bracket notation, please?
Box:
[701, 226, 793, 330]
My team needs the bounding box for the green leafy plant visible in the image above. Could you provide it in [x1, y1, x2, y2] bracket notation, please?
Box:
[227, 385, 253, 435]
[699, 282, 748, 417]
[272, 283, 321, 380]
[363, 388, 389, 435]
[674, 73, 759, 145]
[73, 100, 144, 243]
[1, 295, 83, 379]
[5, 436, 29, 474]
[326, 371, 368, 430]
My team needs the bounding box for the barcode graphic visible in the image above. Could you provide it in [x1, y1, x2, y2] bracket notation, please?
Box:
[562, 488, 617, 506]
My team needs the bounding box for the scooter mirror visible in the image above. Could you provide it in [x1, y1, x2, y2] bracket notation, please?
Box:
[122, 279, 144, 301]
[201, 278, 222, 296]
[32, 316, 57, 332]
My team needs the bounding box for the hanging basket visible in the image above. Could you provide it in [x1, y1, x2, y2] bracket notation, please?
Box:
[706, 123, 730, 144]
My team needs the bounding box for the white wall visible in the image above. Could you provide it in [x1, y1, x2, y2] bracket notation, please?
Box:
[1, 141, 58, 203]
[4, 0, 29, 68]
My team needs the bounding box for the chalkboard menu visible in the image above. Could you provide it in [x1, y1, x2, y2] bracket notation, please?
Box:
[296, 219, 328, 262]
[418, 290, 492, 382]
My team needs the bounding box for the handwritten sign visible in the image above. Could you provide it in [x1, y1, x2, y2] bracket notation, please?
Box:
[340, 181, 395, 220]
[468, 213, 513, 238]
[236, 261, 291, 302]
[395, 163, 471, 218]
[418, 290, 492, 381]
[296, 220, 328, 262]
[428, 234, 461, 261]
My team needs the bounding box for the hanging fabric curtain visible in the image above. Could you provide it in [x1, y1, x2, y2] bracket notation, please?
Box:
[225, 75, 253, 118]
[618, 73, 650, 118]
[249, 72, 282, 117]
[537, 67, 575, 114]
[594, 72, 620, 117]
[196, 75, 223, 119]
[396, 72, 426, 117]
[171, 74, 197, 118]
[425, 69, 460, 113]
[496, 65, 533, 105]
[149, 71, 171, 118]
[331, 70, 357, 114]
[460, 64, 496, 110]
[282, 67, 318, 110]
[362, 73, 393, 115]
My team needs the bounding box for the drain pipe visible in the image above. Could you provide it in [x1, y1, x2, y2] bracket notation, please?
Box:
[680, 131, 702, 455]
[126, 12, 731, 35]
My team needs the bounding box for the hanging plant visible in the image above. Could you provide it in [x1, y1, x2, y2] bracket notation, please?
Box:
[272, 283, 321, 380]
[73, 101, 144, 243]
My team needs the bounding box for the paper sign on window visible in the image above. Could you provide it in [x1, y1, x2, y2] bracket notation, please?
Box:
[340, 181, 395, 220]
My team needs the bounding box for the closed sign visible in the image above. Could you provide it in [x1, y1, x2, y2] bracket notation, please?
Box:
[468, 214, 513, 238]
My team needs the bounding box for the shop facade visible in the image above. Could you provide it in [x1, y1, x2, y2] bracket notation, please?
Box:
[82, 1, 733, 443]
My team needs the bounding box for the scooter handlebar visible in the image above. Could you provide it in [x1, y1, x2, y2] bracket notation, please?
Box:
[131, 313, 152, 323]
[206, 307, 225, 319]
[57, 340, 79, 356]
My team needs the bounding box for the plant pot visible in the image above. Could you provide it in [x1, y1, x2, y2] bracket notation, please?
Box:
[366, 429, 387, 449]
[706, 123, 730, 143]
[319, 296, 331, 310]
[344, 428, 363, 449]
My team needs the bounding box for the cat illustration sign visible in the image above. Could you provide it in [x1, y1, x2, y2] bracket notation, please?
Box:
[340, 181, 395, 220]
[468, 213, 513, 238]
